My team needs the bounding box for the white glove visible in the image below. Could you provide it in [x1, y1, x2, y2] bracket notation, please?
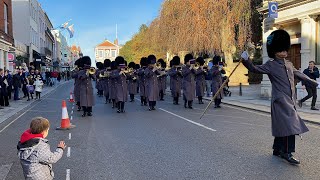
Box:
[241, 51, 249, 61]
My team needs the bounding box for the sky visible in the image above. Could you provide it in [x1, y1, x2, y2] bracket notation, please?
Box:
[38, 0, 163, 61]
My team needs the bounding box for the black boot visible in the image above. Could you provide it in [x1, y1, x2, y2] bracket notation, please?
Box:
[144, 98, 148, 106]
[176, 97, 179, 105]
[117, 102, 121, 113]
[141, 96, 144, 106]
[112, 100, 115, 108]
[281, 153, 300, 165]
[188, 101, 193, 109]
[130, 94, 134, 102]
[184, 100, 187, 108]
[198, 97, 201, 104]
[121, 102, 125, 113]
[160, 91, 164, 101]
[199, 96, 204, 104]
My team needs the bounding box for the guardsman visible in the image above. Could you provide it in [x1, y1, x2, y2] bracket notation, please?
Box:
[157, 59, 167, 101]
[102, 59, 111, 104]
[110, 56, 128, 113]
[145, 55, 161, 111]
[137, 57, 148, 106]
[182, 54, 196, 109]
[109, 61, 117, 108]
[72, 58, 82, 111]
[241, 29, 318, 165]
[78, 56, 95, 117]
[95, 62, 104, 97]
[209, 56, 224, 108]
[127, 62, 138, 102]
[168, 56, 182, 105]
[195, 57, 207, 104]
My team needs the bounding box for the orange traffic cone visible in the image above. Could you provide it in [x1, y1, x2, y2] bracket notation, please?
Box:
[56, 100, 75, 130]
[69, 92, 74, 103]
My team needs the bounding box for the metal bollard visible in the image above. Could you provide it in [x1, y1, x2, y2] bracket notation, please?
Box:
[239, 83, 242, 96]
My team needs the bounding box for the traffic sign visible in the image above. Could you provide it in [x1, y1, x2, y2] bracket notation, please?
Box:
[268, 2, 278, 18]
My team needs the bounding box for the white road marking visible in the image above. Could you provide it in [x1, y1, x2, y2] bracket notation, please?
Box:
[72, 106, 74, 110]
[71, 110, 73, 115]
[69, 133, 71, 140]
[70, 116, 73, 121]
[159, 108, 217, 132]
[66, 169, 70, 180]
[67, 147, 71, 157]
[0, 163, 13, 180]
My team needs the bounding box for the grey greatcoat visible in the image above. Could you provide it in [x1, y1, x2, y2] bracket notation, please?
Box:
[168, 68, 182, 97]
[182, 65, 196, 101]
[110, 70, 128, 102]
[243, 58, 318, 137]
[72, 71, 81, 102]
[109, 70, 117, 100]
[95, 70, 104, 91]
[99, 70, 109, 97]
[144, 67, 160, 101]
[157, 71, 167, 92]
[78, 70, 95, 107]
[138, 68, 147, 97]
[128, 73, 138, 95]
[195, 68, 207, 97]
[210, 66, 223, 99]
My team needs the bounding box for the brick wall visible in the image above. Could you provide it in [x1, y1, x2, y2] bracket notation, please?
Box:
[0, 0, 14, 45]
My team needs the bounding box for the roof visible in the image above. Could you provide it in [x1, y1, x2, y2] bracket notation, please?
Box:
[96, 40, 118, 48]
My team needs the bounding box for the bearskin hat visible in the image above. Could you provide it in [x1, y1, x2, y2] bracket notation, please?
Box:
[140, 57, 148, 67]
[212, 56, 221, 65]
[82, 56, 91, 66]
[172, 56, 180, 66]
[184, 54, 194, 64]
[115, 56, 125, 66]
[104, 59, 111, 68]
[128, 62, 136, 69]
[147, 55, 157, 65]
[96, 62, 104, 70]
[267, 29, 291, 59]
[78, 57, 84, 68]
[135, 64, 141, 70]
[196, 57, 205, 66]
[157, 59, 166, 68]
[74, 59, 80, 66]
[110, 61, 117, 70]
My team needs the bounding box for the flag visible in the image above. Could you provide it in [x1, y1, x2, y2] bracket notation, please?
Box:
[60, 21, 69, 29]
[67, 24, 75, 38]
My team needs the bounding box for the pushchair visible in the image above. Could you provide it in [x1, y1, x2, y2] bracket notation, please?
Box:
[222, 76, 231, 97]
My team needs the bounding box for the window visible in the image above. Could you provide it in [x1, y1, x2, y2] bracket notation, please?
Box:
[111, 50, 116, 57]
[105, 50, 110, 57]
[4, 3, 8, 34]
[99, 50, 103, 57]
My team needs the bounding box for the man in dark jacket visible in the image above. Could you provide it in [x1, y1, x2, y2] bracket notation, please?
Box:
[298, 61, 319, 110]
[0, 68, 9, 106]
[13, 68, 22, 100]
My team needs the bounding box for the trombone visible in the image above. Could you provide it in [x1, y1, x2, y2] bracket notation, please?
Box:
[155, 62, 162, 69]
[194, 62, 200, 70]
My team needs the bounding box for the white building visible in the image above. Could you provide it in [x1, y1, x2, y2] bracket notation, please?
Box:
[12, 0, 55, 70]
[95, 39, 120, 62]
[258, 0, 320, 102]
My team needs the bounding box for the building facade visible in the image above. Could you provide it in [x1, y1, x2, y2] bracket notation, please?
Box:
[258, 0, 320, 102]
[0, 0, 14, 71]
[12, 0, 55, 70]
[95, 40, 120, 62]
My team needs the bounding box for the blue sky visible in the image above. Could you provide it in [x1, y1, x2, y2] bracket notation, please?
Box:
[38, 0, 163, 60]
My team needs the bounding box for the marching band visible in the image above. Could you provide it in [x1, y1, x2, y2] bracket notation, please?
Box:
[72, 54, 226, 115]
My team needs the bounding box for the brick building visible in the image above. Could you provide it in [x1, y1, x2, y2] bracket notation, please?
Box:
[0, 0, 14, 70]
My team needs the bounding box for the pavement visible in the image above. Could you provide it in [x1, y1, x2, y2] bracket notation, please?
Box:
[1, 81, 320, 180]
[203, 84, 320, 125]
[0, 81, 69, 125]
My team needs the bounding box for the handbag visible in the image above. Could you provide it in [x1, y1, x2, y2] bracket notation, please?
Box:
[27, 85, 34, 93]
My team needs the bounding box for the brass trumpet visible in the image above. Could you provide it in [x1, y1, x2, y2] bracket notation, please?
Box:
[194, 62, 200, 70]
[87, 67, 96, 75]
[155, 62, 162, 69]
[99, 71, 110, 78]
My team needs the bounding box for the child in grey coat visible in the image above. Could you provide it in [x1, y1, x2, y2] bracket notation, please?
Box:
[17, 117, 66, 180]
